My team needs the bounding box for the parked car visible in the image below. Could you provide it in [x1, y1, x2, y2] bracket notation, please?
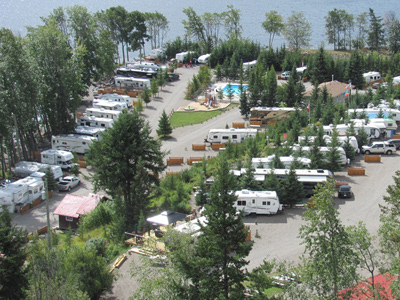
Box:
[387, 139, 400, 150]
[57, 176, 80, 191]
[167, 73, 180, 81]
[338, 185, 353, 198]
[361, 141, 396, 155]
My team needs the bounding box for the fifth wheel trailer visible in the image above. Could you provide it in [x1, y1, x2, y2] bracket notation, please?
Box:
[205, 128, 258, 144]
[233, 190, 283, 215]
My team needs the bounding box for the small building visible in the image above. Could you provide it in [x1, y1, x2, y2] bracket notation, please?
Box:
[304, 81, 352, 105]
[53, 193, 101, 230]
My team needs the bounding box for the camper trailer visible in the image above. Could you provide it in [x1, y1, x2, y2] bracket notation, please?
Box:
[250, 107, 296, 124]
[234, 190, 283, 215]
[242, 60, 257, 72]
[85, 107, 121, 120]
[252, 156, 311, 169]
[298, 135, 359, 153]
[323, 123, 381, 139]
[114, 76, 151, 89]
[198, 54, 210, 64]
[205, 128, 258, 144]
[100, 93, 134, 108]
[291, 145, 348, 165]
[14, 161, 63, 179]
[175, 51, 194, 63]
[77, 115, 114, 129]
[16, 176, 44, 202]
[363, 71, 381, 84]
[92, 99, 128, 111]
[51, 134, 96, 154]
[75, 126, 105, 139]
[348, 107, 400, 123]
[41, 149, 78, 170]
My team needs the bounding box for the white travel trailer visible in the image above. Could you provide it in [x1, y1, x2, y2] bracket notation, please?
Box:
[252, 155, 311, 169]
[205, 128, 258, 144]
[243, 60, 257, 72]
[298, 135, 359, 153]
[100, 93, 134, 108]
[0, 181, 29, 210]
[85, 107, 121, 120]
[198, 54, 210, 64]
[291, 145, 348, 165]
[234, 190, 283, 215]
[114, 76, 151, 89]
[77, 115, 114, 129]
[16, 176, 44, 202]
[348, 107, 400, 123]
[92, 99, 128, 111]
[363, 71, 381, 84]
[75, 126, 106, 139]
[175, 51, 194, 63]
[14, 161, 63, 179]
[324, 123, 381, 139]
[41, 149, 78, 169]
[51, 134, 96, 154]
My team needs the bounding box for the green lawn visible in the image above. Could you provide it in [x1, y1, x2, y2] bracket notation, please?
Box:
[169, 110, 225, 128]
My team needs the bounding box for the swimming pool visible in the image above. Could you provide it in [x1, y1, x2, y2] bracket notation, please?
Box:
[221, 84, 248, 95]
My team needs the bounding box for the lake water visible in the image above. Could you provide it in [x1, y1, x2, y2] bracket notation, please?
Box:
[1, 0, 399, 54]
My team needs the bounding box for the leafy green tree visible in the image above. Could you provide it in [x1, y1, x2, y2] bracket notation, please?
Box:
[176, 158, 252, 299]
[127, 11, 148, 61]
[0, 209, 28, 300]
[87, 110, 166, 230]
[357, 126, 370, 150]
[140, 86, 151, 107]
[156, 110, 173, 138]
[354, 12, 369, 49]
[280, 165, 305, 206]
[387, 18, 400, 54]
[368, 8, 385, 51]
[150, 77, 159, 99]
[245, 259, 275, 298]
[144, 11, 169, 49]
[299, 179, 359, 299]
[283, 11, 312, 52]
[262, 10, 284, 49]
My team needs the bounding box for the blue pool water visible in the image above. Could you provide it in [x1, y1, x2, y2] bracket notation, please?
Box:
[221, 84, 248, 95]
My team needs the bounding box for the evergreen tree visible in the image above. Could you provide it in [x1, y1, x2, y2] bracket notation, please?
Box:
[240, 157, 259, 190]
[264, 65, 278, 107]
[312, 47, 329, 84]
[239, 90, 250, 117]
[140, 86, 151, 106]
[178, 158, 252, 299]
[357, 126, 370, 150]
[156, 110, 173, 138]
[309, 140, 325, 169]
[325, 128, 343, 173]
[299, 179, 359, 299]
[215, 64, 223, 81]
[343, 135, 356, 161]
[280, 165, 305, 206]
[270, 153, 285, 169]
[45, 166, 57, 191]
[0, 209, 28, 300]
[285, 65, 297, 107]
[263, 169, 282, 198]
[150, 76, 159, 98]
[368, 8, 385, 51]
[346, 50, 365, 89]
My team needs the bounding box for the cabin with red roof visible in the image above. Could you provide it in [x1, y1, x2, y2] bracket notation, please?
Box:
[53, 193, 101, 230]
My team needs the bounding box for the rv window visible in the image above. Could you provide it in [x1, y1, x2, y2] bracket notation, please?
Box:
[389, 123, 393, 127]
[267, 201, 271, 205]
[232, 135, 238, 139]
[65, 216, 73, 222]
[213, 135, 218, 139]
[43, 155, 48, 158]
[101, 124, 105, 127]
[237, 200, 246, 206]
[252, 199, 255, 204]
[82, 142, 86, 145]
[262, 201, 266, 205]
[222, 136, 229, 140]
[62, 142, 67, 145]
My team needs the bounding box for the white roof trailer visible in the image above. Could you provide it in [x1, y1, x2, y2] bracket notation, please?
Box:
[348, 108, 400, 123]
[205, 128, 258, 144]
[92, 99, 128, 111]
[85, 107, 121, 120]
[100, 93, 133, 108]
[14, 161, 63, 179]
[75, 126, 106, 139]
[243, 60, 257, 72]
[51, 134, 96, 154]
[175, 51, 194, 63]
[363, 71, 381, 84]
[291, 145, 348, 165]
[234, 190, 283, 215]
[252, 155, 311, 169]
[114, 76, 150, 89]
[77, 115, 114, 129]
[298, 135, 359, 152]
[198, 54, 210, 64]
[323, 123, 381, 139]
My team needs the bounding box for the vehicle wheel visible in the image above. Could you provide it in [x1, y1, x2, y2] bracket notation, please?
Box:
[365, 150, 370, 155]
[387, 150, 392, 155]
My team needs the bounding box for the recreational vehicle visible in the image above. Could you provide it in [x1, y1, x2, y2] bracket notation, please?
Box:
[41, 149, 78, 170]
[234, 190, 283, 215]
[252, 155, 311, 169]
[14, 161, 63, 179]
[114, 76, 151, 89]
[198, 54, 210, 64]
[92, 99, 128, 111]
[250, 107, 296, 124]
[85, 107, 121, 120]
[205, 128, 258, 144]
[298, 135, 359, 153]
[77, 115, 114, 129]
[100, 93, 134, 108]
[242, 60, 257, 72]
[51, 134, 97, 154]
[323, 123, 381, 139]
[363, 71, 381, 84]
[75, 126, 106, 139]
[16, 176, 44, 202]
[291, 145, 348, 165]
[348, 107, 400, 123]
[175, 51, 194, 63]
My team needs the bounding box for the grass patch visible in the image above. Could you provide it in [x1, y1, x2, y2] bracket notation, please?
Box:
[169, 104, 238, 128]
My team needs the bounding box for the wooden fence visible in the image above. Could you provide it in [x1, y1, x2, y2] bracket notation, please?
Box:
[167, 157, 184, 165]
[211, 143, 226, 150]
[187, 157, 203, 165]
[348, 167, 365, 175]
[232, 122, 245, 128]
[192, 144, 206, 151]
[364, 155, 381, 162]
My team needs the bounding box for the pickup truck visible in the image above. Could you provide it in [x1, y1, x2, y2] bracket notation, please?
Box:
[361, 141, 396, 155]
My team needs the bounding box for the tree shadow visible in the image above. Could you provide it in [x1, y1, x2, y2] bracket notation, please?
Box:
[243, 207, 306, 225]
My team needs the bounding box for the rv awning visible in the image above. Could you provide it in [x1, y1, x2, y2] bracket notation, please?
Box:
[146, 210, 187, 226]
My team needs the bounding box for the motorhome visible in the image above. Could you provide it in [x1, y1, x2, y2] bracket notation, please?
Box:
[323, 123, 381, 139]
[250, 107, 296, 124]
[75, 126, 106, 139]
[92, 99, 128, 111]
[242, 60, 257, 72]
[291, 145, 348, 165]
[41, 149, 78, 170]
[198, 54, 210, 64]
[298, 135, 359, 153]
[16, 176, 44, 202]
[363, 71, 382, 84]
[233, 190, 283, 215]
[205, 128, 258, 144]
[175, 51, 194, 63]
[233, 168, 333, 198]
[51, 134, 97, 154]
[77, 115, 114, 129]
[114, 76, 151, 89]
[369, 118, 397, 138]
[252, 155, 311, 169]
[85, 107, 121, 120]
[100, 93, 134, 108]
[14, 161, 63, 179]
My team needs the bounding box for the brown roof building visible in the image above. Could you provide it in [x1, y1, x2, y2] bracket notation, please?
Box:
[304, 81, 352, 105]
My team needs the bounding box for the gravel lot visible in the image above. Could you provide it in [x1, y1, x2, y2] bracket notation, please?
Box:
[12, 66, 399, 299]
